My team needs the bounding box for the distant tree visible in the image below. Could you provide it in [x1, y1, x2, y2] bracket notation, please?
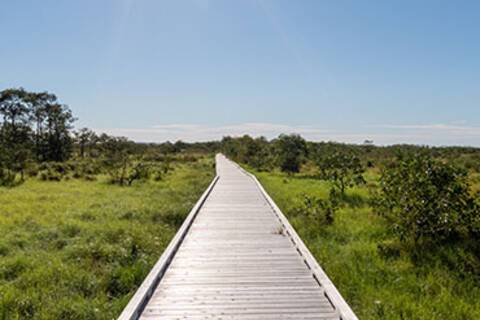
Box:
[221, 136, 239, 159]
[315, 150, 366, 194]
[247, 136, 273, 171]
[220, 135, 274, 171]
[234, 135, 255, 163]
[99, 135, 133, 185]
[74, 127, 97, 158]
[0, 88, 76, 166]
[160, 141, 176, 154]
[0, 89, 31, 129]
[125, 162, 150, 186]
[26, 91, 57, 160]
[274, 134, 308, 173]
[41, 103, 75, 161]
[0, 88, 33, 181]
[224, 135, 270, 169]
[173, 140, 187, 153]
[374, 154, 480, 248]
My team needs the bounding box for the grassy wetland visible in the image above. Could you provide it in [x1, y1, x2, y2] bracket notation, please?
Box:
[223, 134, 480, 319]
[1, 87, 479, 319]
[0, 158, 214, 319]
[254, 169, 480, 319]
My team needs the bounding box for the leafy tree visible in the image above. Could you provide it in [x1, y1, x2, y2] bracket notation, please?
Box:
[74, 128, 97, 158]
[374, 154, 480, 248]
[173, 140, 188, 153]
[315, 150, 365, 194]
[246, 136, 273, 171]
[159, 141, 176, 154]
[0, 89, 31, 129]
[0, 88, 76, 174]
[221, 135, 273, 171]
[126, 162, 150, 186]
[221, 136, 240, 160]
[0, 88, 33, 181]
[98, 135, 134, 185]
[42, 103, 75, 161]
[26, 91, 57, 160]
[274, 134, 307, 173]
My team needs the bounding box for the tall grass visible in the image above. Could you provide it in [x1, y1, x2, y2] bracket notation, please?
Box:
[0, 159, 214, 319]
[254, 169, 480, 320]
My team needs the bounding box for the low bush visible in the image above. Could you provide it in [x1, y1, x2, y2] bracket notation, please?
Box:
[36, 162, 73, 181]
[289, 188, 340, 226]
[37, 170, 62, 181]
[255, 166, 480, 319]
[0, 168, 16, 186]
[178, 154, 199, 163]
[374, 153, 480, 257]
[125, 162, 150, 186]
[25, 163, 40, 177]
[71, 160, 101, 180]
[314, 150, 366, 194]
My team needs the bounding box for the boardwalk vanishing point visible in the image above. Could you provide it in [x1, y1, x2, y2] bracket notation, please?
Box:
[119, 154, 358, 320]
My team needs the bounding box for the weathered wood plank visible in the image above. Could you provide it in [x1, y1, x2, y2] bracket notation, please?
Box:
[120, 154, 357, 320]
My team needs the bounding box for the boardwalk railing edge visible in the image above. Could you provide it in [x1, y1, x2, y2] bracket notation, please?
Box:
[230, 158, 359, 320]
[117, 175, 220, 320]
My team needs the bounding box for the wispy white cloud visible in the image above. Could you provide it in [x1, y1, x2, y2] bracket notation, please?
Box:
[95, 123, 331, 143]
[93, 122, 480, 146]
[368, 123, 480, 136]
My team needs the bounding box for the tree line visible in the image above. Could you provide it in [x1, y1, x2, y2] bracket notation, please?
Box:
[0, 88, 219, 186]
[0, 88, 75, 182]
[220, 134, 480, 273]
[2, 87, 480, 274]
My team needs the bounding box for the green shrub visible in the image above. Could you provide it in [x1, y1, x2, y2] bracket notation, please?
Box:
[0, 169, 16, 186]
[126, 162, 150, 186]
[38, 162, 71, 174]
[37, 169, 62, 181]
[148, 162, 172, 181]
[36, 162, 73, 181]
[25, 163, 40, 177]
[315, 150, 366, 194]
[151, 169, 163, 181]
[374, 153, 480, 249]
[178, 154, 198, 163]
[70, 160, 101, 180]
[289, 188, 340, 226]
[274, 134, 308, 173]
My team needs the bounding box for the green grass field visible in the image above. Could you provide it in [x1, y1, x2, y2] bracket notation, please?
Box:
[1, 154, 479, 320]
[254, 169, 480, 320]
[0, 159, 214, 320]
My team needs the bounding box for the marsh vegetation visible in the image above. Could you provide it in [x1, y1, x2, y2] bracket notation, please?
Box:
[223, 135, 480, 319]
[1, 88, 480, 319]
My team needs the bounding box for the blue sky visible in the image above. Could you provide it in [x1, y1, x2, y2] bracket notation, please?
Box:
[1, 0, 479, 145]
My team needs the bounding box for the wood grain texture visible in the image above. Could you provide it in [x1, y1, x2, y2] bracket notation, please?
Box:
[121, 154, 357, 320]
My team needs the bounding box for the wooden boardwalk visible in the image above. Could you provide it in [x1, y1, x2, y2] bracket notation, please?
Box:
[119, 155, 357, 320]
